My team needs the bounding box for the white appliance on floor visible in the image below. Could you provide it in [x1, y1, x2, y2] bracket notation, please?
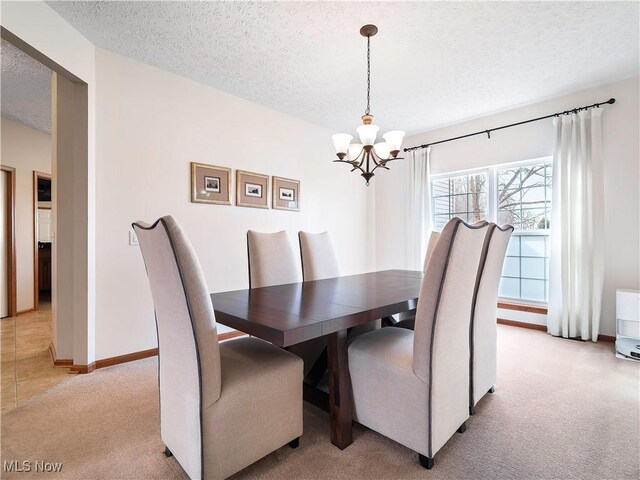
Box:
[615, 289, 640, 361]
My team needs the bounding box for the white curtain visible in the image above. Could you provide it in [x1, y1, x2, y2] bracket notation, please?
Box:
[406, 146, 432, 270]
[548, 110, 604, 341]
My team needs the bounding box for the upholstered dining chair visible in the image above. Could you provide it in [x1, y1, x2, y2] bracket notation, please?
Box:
[469, 224, 513, 415]
[297, 231, 380, 385]
[298, 231, 382, 338]
[393, 229, 441, 329]
[298, 231, 340, 282]
[348, 218, 492, 469]
[247, 230, 301, 288]
[134, 217, 303, 480]
[247, 230, 325, 379]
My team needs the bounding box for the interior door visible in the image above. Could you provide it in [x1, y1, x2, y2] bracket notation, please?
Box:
[1, 171, 8, 318]
[37, 209, 52, 242]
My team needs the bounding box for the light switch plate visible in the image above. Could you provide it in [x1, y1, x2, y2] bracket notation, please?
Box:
[129, 229, 139, 246]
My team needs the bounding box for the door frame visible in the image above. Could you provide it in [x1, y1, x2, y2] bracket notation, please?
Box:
[2, 26, 92, 366]
[33, 171, 52, 310]
[1, 165, 17, 318]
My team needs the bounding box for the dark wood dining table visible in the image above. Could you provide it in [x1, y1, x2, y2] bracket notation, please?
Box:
[210, 269, 423, 449]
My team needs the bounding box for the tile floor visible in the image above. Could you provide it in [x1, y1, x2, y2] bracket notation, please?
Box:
[1, 296, 72, 412]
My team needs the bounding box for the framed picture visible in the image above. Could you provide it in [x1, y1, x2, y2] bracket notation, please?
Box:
[191, 162, 231, 205]
[204, 176, 220, 193]
[272, 176, 300, 212]
[236, 170, 269, 209]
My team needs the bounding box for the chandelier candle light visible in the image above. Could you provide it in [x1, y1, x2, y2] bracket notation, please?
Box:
[332, 24, 405, 185]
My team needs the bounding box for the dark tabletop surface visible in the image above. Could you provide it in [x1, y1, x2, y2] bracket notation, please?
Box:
[211, 269, 423, 347]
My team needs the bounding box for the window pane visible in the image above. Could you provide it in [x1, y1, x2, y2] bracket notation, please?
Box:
[431, 171, 487, 229]
[520, 208, 547, 230]
[497, 161, 551, 232]
[434, 196, 452, 215]
[498, 208, 519, 229]
[502, 256, 520, 277]
[521, 235, 545, 257]
[451, 194, 468, 214]
[506, 236, 520, 256]
[432, 180, 450, 197]
[434, 214, 450, 229]
[452, 176, 467, 194]
[521, 279, 546, 302]
[499, 277, 520, 298]
[521, 257, 545, 280]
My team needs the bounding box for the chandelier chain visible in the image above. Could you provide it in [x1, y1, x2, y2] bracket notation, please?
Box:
[365, 36, 371, 115]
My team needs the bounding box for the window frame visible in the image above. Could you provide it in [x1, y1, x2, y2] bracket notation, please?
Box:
[430, 156, 552, 305]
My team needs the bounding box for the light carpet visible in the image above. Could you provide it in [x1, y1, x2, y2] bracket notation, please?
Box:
[1, 325, 639, 479]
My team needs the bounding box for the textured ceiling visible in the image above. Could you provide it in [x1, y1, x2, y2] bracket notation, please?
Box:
[47, 1, 640, 136]
[1, 39, 52, 134]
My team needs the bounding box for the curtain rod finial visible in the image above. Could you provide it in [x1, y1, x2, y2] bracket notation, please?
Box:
[608, 98, 616, 105]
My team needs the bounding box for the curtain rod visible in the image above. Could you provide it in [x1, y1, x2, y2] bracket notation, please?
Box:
[403, 98, 616, 152]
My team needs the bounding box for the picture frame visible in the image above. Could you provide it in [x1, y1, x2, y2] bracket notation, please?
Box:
[191, 162, 231, 205]
[272, 176, 300, 212]
[236, 170, 269, 209]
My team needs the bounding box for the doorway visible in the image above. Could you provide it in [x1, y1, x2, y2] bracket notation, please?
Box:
[33, 172, 52, 310]
[2, 26, 91, 373]
[1, 165, 16, 319]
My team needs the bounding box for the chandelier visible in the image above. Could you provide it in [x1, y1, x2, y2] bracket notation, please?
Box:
[331, 24, 405, 186]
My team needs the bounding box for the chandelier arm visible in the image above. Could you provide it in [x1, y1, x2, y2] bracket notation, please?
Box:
[369, 149, 385, 166]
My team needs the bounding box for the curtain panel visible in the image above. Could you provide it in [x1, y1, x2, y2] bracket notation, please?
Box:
[548, 109, 604, 341]
[406, 147, 433, 271]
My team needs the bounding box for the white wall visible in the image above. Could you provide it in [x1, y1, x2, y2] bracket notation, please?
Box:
[94, 49, 376, 359]
[2, 0, 97, 363]
[0, 118, 51, 312]
[375, 77, 640, 336]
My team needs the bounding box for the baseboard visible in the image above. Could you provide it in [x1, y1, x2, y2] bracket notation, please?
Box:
[62, 330, 246, 373]
[497, 302, 548, 315]
[95, 347, 159, 369]
[16, 307, 36, 316]
[497, 318, 547, 332]
[48, 343, 73, 367]
[597, 334, 615, 343]
[498, 319, 616, 343]
[70, 363, 96, 374]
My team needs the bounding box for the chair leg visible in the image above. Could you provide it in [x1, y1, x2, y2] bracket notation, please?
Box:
[164, 446, 173, 457]
[488, 386, 495, 393]
[457, 422, 467, 434]
[288, 437, 300, 449]
[419, 454, 434, 469]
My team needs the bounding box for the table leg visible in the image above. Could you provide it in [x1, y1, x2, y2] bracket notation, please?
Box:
[327, 329, 353, 449]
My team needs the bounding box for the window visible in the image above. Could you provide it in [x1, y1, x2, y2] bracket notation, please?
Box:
[431, 158, 552, 303]
[432, 172, 487, 228]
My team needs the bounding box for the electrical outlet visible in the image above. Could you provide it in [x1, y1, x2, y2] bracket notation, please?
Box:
[129, 229, 139, 246]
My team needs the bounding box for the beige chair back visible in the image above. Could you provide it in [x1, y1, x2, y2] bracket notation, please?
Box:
[298, 231, 340, 281]
[423, 230, 440, 272]
[413, 217, 491, 457]
[247, 230, 300, 288]
[470, 224, 513, 408]
[133, 216, 221, 480]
